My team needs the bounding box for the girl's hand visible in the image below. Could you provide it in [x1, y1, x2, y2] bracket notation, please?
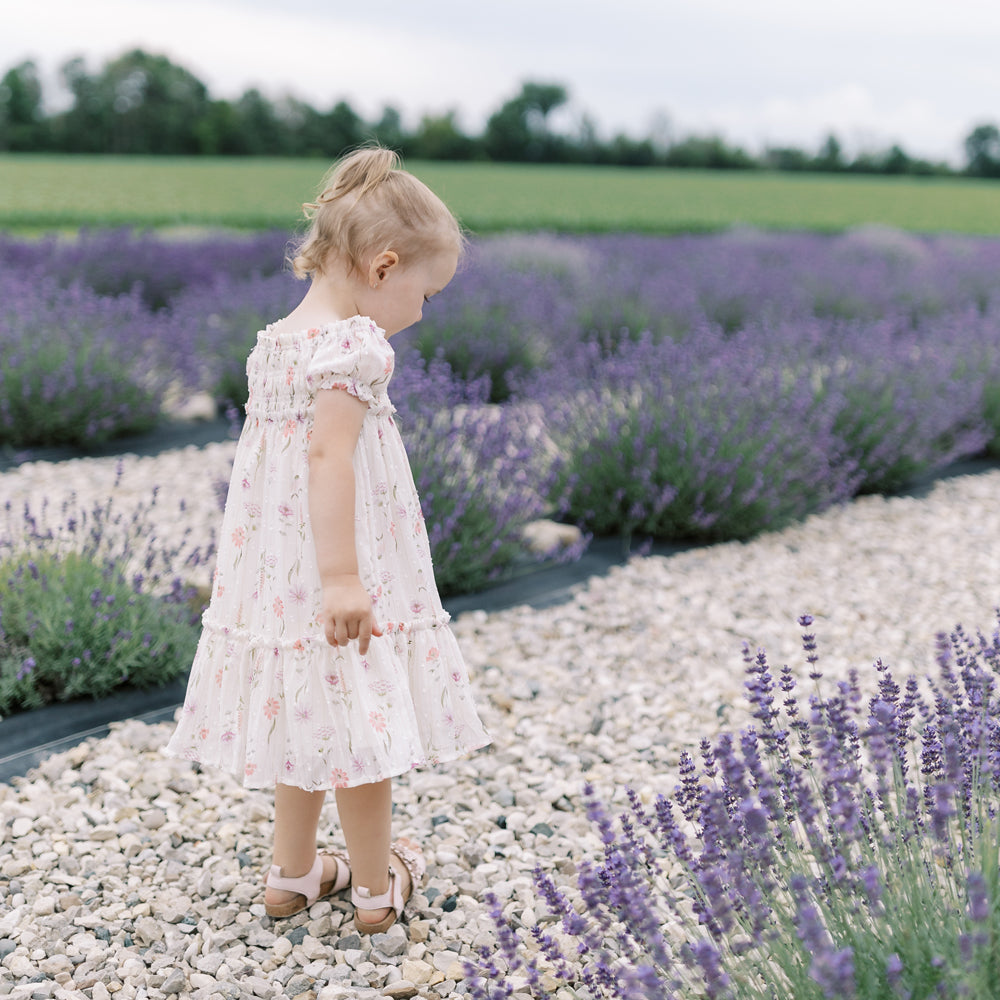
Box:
[320, 574, 383, 655]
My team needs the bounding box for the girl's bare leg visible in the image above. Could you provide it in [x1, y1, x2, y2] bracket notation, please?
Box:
[266, 783, 341, 908]
[336, 778, 413, 925]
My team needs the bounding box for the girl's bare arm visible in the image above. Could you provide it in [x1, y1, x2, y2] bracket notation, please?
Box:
[308, 388, 382, 654]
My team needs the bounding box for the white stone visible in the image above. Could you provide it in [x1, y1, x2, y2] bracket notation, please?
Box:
[11, 817, 33, 839]
[6, 954, 36, 978]
[431, 951, 461, 974]
[299, 935, 328, 961]
[399, 959, 433, 986]
[520, 519, 583, 554]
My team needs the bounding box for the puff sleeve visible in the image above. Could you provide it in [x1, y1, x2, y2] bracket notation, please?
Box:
[306, 317, 395, 407]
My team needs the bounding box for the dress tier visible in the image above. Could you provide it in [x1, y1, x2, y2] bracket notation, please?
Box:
[165, 316, 490, 790]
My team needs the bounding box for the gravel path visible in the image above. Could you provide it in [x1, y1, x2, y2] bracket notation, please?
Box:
[2, 445, 999, 999]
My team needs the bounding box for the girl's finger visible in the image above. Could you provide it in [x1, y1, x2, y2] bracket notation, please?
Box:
[358, 620, 372, 655]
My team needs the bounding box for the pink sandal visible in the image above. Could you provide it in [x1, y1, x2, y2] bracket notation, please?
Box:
[265, 849, 351, 918]
[352, 839, 426, 934]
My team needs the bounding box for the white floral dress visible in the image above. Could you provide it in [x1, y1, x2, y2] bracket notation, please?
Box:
[165, 315, 491, 790]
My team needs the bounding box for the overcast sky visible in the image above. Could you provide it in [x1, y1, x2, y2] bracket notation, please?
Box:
[5, 0, 999, 164]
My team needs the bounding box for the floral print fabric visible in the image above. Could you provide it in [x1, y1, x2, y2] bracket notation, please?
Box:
[165, 315, 491, 790]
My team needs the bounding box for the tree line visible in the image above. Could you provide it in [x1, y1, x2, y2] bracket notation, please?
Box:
[2, 49, 1000, 177]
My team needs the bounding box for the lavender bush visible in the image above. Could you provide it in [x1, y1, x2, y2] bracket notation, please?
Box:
[538, 326, 860, 541]
[414, 235, 588, 401]
[165, 271, 304, 409]
[0, 476, 212, 714]
[0, 228, 289, 310]
[468, 616, 1000, 999]
[810, 314, 989, 493]
[391, 356, 568, 595]
[0, 273, 168, 447]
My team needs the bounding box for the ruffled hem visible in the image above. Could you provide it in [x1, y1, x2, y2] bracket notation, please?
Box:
[164, 616, 491, 791]
[307, 376, 395, 415]
[161, 738, 491, 792]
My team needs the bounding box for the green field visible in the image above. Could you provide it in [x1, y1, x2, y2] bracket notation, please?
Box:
[2, 154, 1000, 235]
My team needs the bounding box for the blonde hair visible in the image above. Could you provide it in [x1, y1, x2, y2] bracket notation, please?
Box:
[290, 146, 465, 280]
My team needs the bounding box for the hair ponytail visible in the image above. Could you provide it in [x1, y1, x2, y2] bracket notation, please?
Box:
[318, 147, 400, 204]
[290, 145, 463, 280]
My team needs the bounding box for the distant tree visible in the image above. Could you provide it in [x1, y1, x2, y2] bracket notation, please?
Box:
[764, 146, 811, 171]
[965, 123, 1000, 177]
[411, 112, 476, 160]
[484, 81, 569, 161]
[57, 49, 210, 154]
[233, 88, 285, 155]
[275, 96, 330, 157]
[368, 106, 408, 154]
[814, 133, 844, 172]
[519, 82, 569, 124]
[608, 134, 656, 167]
[575, 113, 603, 164]
[665, 135, 755, 170]
[55, 56, 111, 152]
[882, 144, 911, 175]
[325, 100, 364, 157]
[194, 99, 245, 154]
[0, 60, 47, 150]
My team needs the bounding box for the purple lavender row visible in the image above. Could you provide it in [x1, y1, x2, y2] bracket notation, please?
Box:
[3, 228, 1000, 550]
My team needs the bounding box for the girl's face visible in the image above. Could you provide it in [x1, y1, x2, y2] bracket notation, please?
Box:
[360, 246, 459, 337]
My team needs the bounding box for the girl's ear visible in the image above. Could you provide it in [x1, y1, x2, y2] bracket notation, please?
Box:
[367, 250, 400, 289]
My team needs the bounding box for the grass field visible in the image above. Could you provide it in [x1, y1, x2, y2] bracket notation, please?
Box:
[2, 154, 1000, 235]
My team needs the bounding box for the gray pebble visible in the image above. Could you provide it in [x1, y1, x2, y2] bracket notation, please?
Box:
[271, 967, 297, 987]
[493, 788, 516, 808]
[286, 975, 315, 996]
[284, 925, 308, 945]
[161, 968, 187, 994]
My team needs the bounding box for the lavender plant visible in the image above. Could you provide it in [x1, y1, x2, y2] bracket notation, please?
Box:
[0, 476, 212, 714]
[0, 273, 167, 448]
[383, 355, 568, 595]
[414, 236, 587, 401]
[539, 327, 859, 541]
[813, 315, 989, 493]
[0, 228, 290, 310]
[468, 617, 1000, 999]
[164, 271, 304, 409]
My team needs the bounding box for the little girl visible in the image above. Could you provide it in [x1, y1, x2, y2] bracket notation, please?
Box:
[165, 147, 491, 933]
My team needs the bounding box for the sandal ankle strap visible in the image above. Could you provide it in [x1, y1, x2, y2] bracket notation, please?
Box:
[351, 867, 399, 913]
[266, 854, 323, 902]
